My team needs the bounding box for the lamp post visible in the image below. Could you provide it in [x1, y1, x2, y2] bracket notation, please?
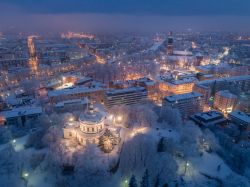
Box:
[21, 171, 29, 187]
[123, 179, 128, 187]
[12, 139, 16, 148]
[184, 161, 189, 175]
[68, 117, 74, 122]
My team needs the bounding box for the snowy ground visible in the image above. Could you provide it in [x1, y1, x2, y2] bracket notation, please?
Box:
[0, 121, 249, 187]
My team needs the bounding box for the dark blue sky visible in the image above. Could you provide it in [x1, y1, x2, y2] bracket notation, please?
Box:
[1, 0, 250, 15]
[0, 0, 250, 33]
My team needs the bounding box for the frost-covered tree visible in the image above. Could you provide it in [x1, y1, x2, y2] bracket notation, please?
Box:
[140, 169, 149, 187]
[119, 134, 156, 175]
[72, 144, 110, 187]
[0, 127, 12, 144]
[161, 106, 182, 128]
[129, 175, 138, 187]
[99, 129, 120, 153]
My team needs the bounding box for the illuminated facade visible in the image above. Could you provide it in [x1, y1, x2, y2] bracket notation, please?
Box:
[214, 90, 237, 114]
[63, 103, 106, 145]
[104, 87, 147, 108]
[48, 86, 105, 103]
[162, 92, 204, 118]
[159, 77, 197, 96]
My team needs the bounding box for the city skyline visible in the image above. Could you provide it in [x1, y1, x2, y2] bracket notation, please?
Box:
[0, 1, 250, 187]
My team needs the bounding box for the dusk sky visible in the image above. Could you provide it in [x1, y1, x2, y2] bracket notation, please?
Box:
[1, 0, 250, 33]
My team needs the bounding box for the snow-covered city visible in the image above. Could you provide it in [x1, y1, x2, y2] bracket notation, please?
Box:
[0, 1, 250, 187]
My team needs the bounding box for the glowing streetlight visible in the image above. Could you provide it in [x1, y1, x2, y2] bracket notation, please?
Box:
[21, 171, 29, 181]
[108, 114, 113, 121]
[68, 117, 74, 122]
[23, 173, 29, 178]
[123, 179, 128, 187]
[184, 161, 189, 175]
[12, 139, 16, 143]
[116, 115, 123, 123]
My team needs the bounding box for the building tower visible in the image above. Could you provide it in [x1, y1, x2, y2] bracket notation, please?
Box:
[167, 31, 174, 55]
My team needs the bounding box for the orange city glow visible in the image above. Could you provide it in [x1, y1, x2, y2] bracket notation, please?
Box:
[125, 73, 142, 80]
[95, 54, 106, 64]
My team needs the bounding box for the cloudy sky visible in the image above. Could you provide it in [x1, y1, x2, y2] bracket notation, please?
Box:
[0, 0, 250, 33]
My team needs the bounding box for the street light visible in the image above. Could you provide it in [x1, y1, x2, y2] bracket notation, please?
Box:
[184, 161, 189, 175]
[108, 114, 113, 121]
[23, 173, 29, 178]
[12, 139, 16, 143]
[123, 179, 128, 187]
[116, 115, 123, 123]
[21, 171, 29, 187]
[69, 117, 74, 122]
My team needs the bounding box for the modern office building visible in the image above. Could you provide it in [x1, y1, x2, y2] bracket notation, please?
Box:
[162, 92, 204, 118]
[159, 77, 197, 95]
[54, 98, 88, 113]
[190, 111, 227, 126]
[0, 106, 43, 126]
[48, 86, 105, 103]
[104, 87, 147, 108]
[193, 75, 250, 103]
[214, 90, 237, 113]
[228, 110, 250, 130]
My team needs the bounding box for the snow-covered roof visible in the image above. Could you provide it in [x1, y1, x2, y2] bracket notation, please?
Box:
[79, 107, 105, 125]
[76, 77, 93, 84]
[173, 50, 193, 56]
[54, 98, 88, 107]
[196, 75, 250, 86]
[136, 77, 155, 86]
[165, 92, 202, 102]
[48, 86, 105, 97]
[0, 106, 42, 119]
[193, 111, 224, 121]
[106, 87, 146, 96]
[216, 90, 237, 99]
[229, 110, 250, 123]
[167, 77, 197, 85]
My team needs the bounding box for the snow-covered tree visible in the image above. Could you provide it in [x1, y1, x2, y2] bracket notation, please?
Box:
[161, 106, 182, 128]
[72, 144, 110, 187]
[129, 175, 138, 187]
[140, 169, 149, 187]
[99, 129, 120, 153]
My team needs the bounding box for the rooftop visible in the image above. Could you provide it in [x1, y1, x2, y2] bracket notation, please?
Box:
[167, 77, 197, 85]
[106, 87, 146, 96]
[229, 110, 250, 123]
[193, 111, 224, 121]
[0, 106, 42, 119]
[216, 90, 237, 99]
[196, 75, 250, 86]
[173, 50, 193, 56]
[48, 86, 105, 97]
[54, 98, 88, 107]
[79, 104, 105, 125]
[165, 92, 202, 102]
